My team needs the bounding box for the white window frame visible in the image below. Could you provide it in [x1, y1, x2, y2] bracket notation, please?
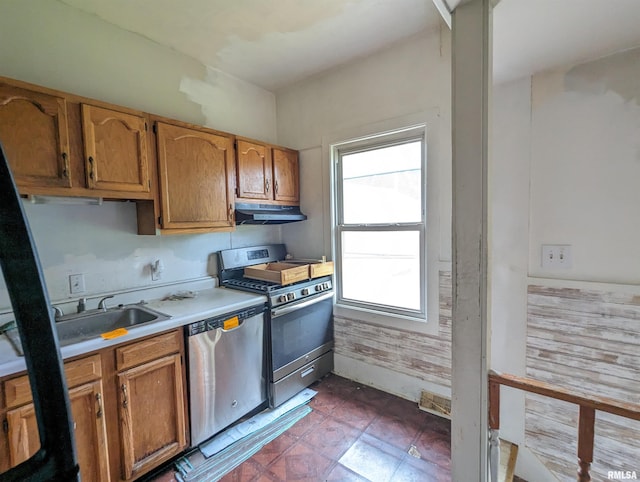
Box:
[332, 125, 427, 322]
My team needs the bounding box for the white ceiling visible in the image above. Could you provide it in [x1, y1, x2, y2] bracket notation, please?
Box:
[59, 0, 640, 91]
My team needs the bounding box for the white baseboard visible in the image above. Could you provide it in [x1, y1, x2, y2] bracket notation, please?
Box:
[333, 353, 450, 402]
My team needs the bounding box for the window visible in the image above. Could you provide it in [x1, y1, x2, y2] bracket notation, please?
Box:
[333, 127, 426, 320]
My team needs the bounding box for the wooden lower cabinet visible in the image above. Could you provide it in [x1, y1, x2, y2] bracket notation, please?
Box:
[71, 381, 111, 481]
[117, 354, 186, 480]
[4, 380, 110, 481]
[1, 329, 187, 481]
[5, 401, 38, 467]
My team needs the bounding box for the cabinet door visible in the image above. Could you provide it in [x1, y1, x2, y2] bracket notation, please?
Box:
[236, 139, 272, 201]
[5, 402, 38, 467]
[71, 381, 111, 482]
[0, 412, 8, 473]
[272, 147, 299, 203]
[82, 104, 150, 194]
[5, 382, 110, 481]
[156, 122, 235, 230]
[0, 83, 71, 188]
[117, 354, 186, 480]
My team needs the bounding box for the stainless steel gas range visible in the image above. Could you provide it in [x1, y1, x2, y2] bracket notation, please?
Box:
[218, 244, 334, 407]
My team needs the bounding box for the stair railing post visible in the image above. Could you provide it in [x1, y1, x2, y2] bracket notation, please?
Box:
[489, 378, 501, 482]
[577, 405, 595, 482]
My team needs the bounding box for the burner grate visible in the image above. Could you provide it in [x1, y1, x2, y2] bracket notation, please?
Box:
[224, 278, 281, 292]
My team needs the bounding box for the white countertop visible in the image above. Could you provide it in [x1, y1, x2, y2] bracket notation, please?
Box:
[0, 287, 266, 378]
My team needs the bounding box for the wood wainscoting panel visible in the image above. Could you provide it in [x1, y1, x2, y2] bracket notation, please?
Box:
[525, 285, 640, 481]
[333, 271, 452, 388]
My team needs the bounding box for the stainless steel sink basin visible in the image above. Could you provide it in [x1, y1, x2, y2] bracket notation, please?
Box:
[55, 305, 171, 347]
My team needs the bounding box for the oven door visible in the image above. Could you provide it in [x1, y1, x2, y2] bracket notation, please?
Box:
[269, 291, 334, 405]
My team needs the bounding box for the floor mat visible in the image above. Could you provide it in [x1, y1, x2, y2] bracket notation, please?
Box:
[200, 387, 316, 458]
[177, 388, 316, 481]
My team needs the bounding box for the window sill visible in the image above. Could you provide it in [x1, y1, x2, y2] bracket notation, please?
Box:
[333, 303, 439, 336]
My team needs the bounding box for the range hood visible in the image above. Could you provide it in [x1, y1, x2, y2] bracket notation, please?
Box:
[235, 203, 307, 225]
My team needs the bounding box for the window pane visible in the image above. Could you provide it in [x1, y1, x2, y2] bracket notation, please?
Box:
[341, 141, 422, 224]
[341, 230, 420, 311]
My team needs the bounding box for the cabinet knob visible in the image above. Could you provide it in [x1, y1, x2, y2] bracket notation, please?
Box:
[265, 179, 270, 193]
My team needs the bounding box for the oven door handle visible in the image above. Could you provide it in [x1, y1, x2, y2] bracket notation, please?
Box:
[271, 291, 334, 318]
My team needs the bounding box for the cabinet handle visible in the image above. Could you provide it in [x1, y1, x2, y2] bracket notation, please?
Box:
[265, 179, 270, 193]
[61, 152, 69, 178]
[274, 180, 278, 194]
[122, 384, 128, 408]
[88, 156, 95, 180]
[228, 204, 234, 221]
[96, 392, 103, 418]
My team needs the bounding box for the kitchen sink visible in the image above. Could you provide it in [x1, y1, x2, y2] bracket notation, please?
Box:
[55, 305, 171, 347]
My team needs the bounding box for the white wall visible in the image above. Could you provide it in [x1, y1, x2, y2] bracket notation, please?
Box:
[276, 26, 452, 392]
[0, 0, 277, 143]
[529, 47, 640, 283]
[491, 77, 557, 481]
[490, 47, 640, 480]
[0, 0, 280, 311]
[277, 26, 451, 262]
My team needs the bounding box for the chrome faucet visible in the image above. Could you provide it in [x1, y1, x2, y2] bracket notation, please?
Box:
[97, 295, 115, 312]
[52, 306, 64, 320]
[77, 297, 87, 313]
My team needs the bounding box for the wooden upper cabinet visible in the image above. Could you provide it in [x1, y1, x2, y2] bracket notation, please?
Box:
[155, 121, 235, 231]
[81, 104, 150, 193]
[235, 139, 300, 205]
[0, 83, 71, 189]
[272, 147, 299, 203]
[236, 139, 272, 201]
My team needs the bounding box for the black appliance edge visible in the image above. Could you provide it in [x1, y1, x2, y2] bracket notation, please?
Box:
[0, 144, 79, 481]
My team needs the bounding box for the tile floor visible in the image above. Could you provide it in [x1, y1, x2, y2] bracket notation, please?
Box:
[150, 374, 452, 481]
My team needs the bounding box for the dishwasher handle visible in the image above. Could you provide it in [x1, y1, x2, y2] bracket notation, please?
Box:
[186, 303, 266, 336]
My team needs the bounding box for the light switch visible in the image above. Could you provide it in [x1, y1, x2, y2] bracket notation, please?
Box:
[541, 245, 572, 269]
[69, 274, 86, 294]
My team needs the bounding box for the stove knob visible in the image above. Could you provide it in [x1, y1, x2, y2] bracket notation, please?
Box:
[315, 284, 323, 292]
[279, 295, 288, 303]
[301, 288, 310, 295]
[287, 292, 296, 301]
[322, 283, 329, 290]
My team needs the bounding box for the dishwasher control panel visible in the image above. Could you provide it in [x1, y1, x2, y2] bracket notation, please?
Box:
[186, 304, 266, 336]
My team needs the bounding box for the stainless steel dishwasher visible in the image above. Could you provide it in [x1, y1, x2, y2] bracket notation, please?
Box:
[186, 303, 267, 446]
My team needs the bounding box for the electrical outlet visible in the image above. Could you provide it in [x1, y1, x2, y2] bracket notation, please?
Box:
[69, 274, 86, 294]
[541, 245, 572, 269]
